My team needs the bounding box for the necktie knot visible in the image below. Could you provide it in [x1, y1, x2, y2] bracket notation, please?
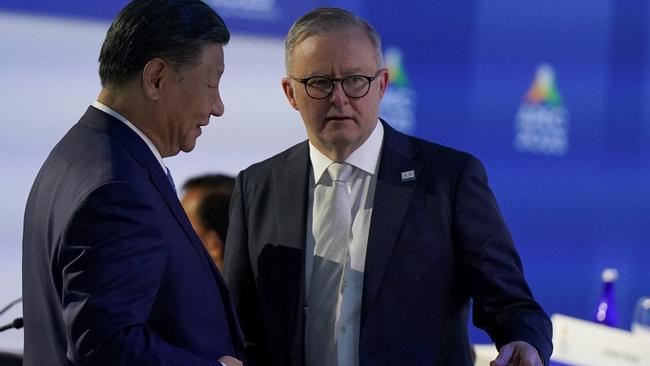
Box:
[328, 162, 353, 184]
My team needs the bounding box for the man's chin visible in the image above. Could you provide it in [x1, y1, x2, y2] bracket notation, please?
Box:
[324, 124, 363, 143]
[320, 132, 354, 147]
[180, 141, 198, 154]
[323, 118, 356, 131]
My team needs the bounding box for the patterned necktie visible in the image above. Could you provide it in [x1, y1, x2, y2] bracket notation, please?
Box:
[306, 162, 353, 366]
[165, 167, 177, 195]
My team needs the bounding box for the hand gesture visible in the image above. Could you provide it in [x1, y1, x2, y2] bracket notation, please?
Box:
[490, 341, 542, 366]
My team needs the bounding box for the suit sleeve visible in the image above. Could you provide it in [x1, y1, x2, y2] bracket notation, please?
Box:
[222, 172, 268, 365]
[452, 156, 553, 365]
[58, 181, 219, 366]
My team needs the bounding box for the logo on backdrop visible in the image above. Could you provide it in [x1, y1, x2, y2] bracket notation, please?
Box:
[514, 64, 569, 156]
[205, 0, 279, 20]
[380, 47, 417, 133]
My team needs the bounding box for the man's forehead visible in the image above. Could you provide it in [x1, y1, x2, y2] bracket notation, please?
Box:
[292, 52, 375, 77]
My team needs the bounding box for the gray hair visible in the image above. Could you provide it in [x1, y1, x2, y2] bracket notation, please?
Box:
[285, 7, 383, 75]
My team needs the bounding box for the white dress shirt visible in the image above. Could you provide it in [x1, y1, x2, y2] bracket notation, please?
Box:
[306, 120, 384, 366]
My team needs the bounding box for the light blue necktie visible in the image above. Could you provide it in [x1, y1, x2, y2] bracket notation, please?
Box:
[306, 162, 353, 366]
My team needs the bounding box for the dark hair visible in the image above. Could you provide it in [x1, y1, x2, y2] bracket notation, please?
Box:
[183, 174, 235, 241]
[99, 0, 230, 87]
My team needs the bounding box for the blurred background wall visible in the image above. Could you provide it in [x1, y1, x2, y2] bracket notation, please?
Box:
[1, 0, 649, 353]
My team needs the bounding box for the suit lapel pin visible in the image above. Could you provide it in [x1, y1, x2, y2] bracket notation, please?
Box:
[401, 170, 415, 182]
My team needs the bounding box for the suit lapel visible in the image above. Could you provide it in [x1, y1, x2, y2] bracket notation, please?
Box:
[272, 142, 310, 252]
[361, 121, 422, 327]
[145, 158, 248, 347]
[80, 107, 236, 297]
[141, 144, 247, 354]
[80, 106, 245, 350]
[271, 142, 310, 362]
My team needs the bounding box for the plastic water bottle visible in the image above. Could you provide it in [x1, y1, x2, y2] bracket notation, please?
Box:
[593, 268, 618, 327]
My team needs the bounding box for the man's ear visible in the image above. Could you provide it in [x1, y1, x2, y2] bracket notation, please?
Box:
[377, 68, 390, 99]
[281, 78, 300, 111]
[142, 58, 168, 100]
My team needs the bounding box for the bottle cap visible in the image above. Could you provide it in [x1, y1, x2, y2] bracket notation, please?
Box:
[601, 268, 618, 282]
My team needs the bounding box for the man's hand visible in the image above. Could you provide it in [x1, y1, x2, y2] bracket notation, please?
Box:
[219, 355, 243, 366]
[490, 341, 542, 366]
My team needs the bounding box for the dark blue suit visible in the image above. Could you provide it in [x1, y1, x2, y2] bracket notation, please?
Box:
[224, 120, 552, 365]
[22, 106, 243, 366]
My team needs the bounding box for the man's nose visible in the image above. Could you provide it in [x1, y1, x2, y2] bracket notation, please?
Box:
[212, 95, 224, 117]
[328, 82, 349, 106]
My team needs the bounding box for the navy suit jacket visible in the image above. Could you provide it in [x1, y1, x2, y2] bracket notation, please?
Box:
[223, 120, 552, 366]
[22, 106, 244, 366]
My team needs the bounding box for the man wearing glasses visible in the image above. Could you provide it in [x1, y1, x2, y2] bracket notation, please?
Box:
[224, 7, 552, 366]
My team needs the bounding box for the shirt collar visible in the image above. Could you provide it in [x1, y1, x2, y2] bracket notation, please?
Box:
[309, 120, 384, 184]
[92, 100, 167, 173]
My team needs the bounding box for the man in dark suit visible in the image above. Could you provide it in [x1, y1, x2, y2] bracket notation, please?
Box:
[22, 1, 243, 365]
[223, 7, 552, 366]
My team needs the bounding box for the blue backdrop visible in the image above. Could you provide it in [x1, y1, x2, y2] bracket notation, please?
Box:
[2, 0, 648, 345]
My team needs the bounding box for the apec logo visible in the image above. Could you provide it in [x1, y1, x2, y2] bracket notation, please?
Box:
[514, 64, 569, 156]
[380, 47, 416, 133]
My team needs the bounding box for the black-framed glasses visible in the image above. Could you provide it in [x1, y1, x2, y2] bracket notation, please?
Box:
[289, 70, 384, 99]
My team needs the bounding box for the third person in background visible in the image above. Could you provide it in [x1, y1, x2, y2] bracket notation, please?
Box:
[182, 174, 235, 271]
